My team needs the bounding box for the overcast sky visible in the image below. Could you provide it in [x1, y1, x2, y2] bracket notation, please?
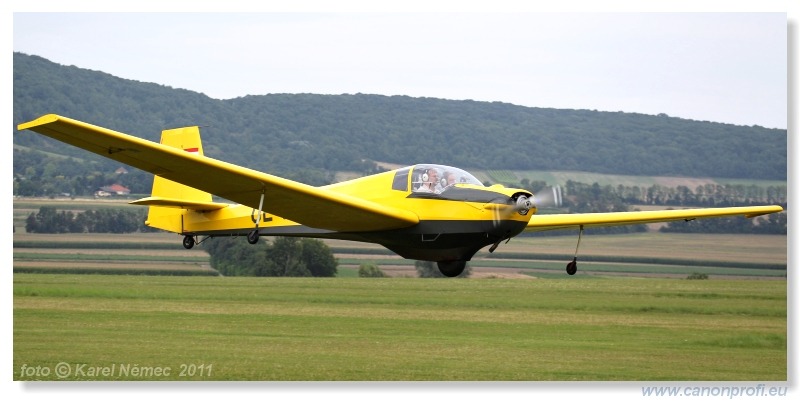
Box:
[11, 10, 790, 130]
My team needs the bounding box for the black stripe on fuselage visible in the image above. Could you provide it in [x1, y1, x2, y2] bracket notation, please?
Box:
[189, 219, 528, 262]
[407, 186, 518, 203]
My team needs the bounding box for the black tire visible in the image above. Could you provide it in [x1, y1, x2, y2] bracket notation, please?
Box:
[247, 230, 260, 245]
[566, 259, 577, 275]
[437, 260, 466, 277]
[182, 236, 195, 250]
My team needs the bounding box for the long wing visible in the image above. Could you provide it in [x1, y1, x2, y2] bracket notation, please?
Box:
[18, 114, 419, 232]
[526, 206, 783, 232]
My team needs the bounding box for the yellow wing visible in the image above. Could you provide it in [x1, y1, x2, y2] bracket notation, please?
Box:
[526, 206, 783, 231]
[18, 114, 419, 232]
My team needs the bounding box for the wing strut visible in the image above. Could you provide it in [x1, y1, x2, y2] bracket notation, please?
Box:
[566, 225, 584, 276]
[247, 190, 266, 244]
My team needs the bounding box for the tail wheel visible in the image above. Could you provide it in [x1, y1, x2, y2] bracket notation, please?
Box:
[182, 235, 195, 250]
[247, 229, 260, 245]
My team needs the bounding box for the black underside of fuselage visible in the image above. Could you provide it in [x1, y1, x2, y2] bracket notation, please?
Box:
[368, 219, 528, 262]
[198, 219, 528, 263]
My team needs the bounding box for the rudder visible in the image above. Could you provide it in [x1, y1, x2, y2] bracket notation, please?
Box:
[144, 126, 214, 233]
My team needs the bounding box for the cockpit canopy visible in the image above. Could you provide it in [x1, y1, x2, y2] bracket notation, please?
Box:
[391, 164, 483, 193]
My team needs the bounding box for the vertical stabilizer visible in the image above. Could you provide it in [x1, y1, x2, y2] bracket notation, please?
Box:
[145, 126, 213, 233]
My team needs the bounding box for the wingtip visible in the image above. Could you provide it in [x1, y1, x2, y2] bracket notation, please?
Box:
[17, 114, 61, 131]
[744, 205, 784, 218]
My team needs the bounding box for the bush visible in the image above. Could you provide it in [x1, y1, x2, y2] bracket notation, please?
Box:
[358, 263, 387, 278]
[686, 272, 709, 280]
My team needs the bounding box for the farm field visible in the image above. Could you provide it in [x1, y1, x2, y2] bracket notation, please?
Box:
[13, 231, 787, 279]
[14, 197, 786, 279]
[13, 274, 786, 381]
[13, 232, 217, 276]
[476, 169, 787, 190]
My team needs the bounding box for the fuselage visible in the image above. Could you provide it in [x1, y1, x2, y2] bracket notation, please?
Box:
[180, 164, 535, 262]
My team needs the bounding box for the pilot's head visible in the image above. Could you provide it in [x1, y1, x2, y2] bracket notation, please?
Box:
[426, 168, 439, 184]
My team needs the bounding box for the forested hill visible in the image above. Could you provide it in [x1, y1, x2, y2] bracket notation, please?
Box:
[13, 52, 786, 181]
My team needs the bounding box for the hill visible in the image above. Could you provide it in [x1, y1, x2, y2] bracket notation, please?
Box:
[13, 52, 786, 181]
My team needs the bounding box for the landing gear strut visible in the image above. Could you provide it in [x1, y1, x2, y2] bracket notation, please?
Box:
[566, 225, 583, 276]
[247, 190, 265, 245]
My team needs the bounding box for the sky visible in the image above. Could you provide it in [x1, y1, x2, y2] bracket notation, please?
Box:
[10, 7, 790, 129]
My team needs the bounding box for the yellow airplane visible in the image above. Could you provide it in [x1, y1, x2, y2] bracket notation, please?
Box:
[18, 114, 784, 277]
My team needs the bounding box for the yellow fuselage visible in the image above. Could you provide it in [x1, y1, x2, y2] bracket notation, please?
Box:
[175, 166, 534, 262]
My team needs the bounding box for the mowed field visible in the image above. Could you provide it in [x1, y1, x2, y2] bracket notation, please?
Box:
[13, 274, 786, 381]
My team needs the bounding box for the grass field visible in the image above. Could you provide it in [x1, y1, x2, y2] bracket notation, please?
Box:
[13, 274, 786, 381]
[11, 199, 788, 382]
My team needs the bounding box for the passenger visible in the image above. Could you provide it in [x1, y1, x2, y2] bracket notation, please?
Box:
[416, 168, 439, 193]
[442, 171, 458, 190]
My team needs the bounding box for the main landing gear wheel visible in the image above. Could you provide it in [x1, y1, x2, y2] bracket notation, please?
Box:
[437, 260, 467, 277]
[565, 225, 583, 276]
[247, 229, 260, 245]
[566, 258, 578, 276]
[182, 235, 195, 250]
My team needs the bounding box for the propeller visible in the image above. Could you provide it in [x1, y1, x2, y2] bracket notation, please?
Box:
[484, 184, 568, 261]
[482, 193, 533, 252]
[531, 185, 563, 209]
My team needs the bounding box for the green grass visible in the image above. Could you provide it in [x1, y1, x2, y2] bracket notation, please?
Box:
[13, 274, 786, 381]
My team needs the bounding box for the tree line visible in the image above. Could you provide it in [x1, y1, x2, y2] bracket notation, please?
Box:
[24, 206, 154, 234]
[571, 180, 786, 209]
[14, 148, 153, 197]
[14, 52, 786, 181]
[660, 213, 786, 234]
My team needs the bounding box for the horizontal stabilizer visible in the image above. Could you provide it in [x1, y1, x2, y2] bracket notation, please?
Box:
[130, 196, 229, 211]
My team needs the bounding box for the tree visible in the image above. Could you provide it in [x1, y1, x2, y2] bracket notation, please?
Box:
[358, 263, 386, 278]
[266, 237, 310, 276]
[204, 236, 338, 277]
[298, 238, 338, 277]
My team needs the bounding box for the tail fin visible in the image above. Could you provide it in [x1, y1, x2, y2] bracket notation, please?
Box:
[131, 126, 224, 233]
[151, 126, 212, 203]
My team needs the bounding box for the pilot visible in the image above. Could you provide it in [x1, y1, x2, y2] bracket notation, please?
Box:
[417, 168, 439, 193]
